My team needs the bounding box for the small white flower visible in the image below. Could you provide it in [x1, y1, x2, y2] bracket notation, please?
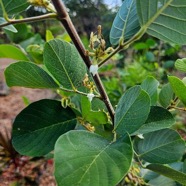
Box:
[89, 64, 98, 76]
[137, 134, 144, 139]
[87, 93, 95, 102]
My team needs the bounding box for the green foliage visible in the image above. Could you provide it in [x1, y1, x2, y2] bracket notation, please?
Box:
[141, 76, 159, 106]
[0, 0, 28, 16]
[175, 58, 186, 72]
[5, 61, 59, 89]
[159, 83, 174, 108]
[115, 86, 150, 135]
[54, 130, 133, 186]
[146, 164, 186, 185]
[44, 39, 87, 90]
[0, 44, 28, 60]
[81, 96, 109, 125]
[1, 0, 186, 185]
[133, 106, 175, 135]
[168, 76, 186, 106]
[12, 99, 77, 156]
[0, 18, 17, 32]
[136, 0, 186, 44]
[134, 129, 185, 164]
[110, 0, 140, 45]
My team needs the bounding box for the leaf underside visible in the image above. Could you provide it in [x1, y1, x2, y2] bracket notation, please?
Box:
[137, 0, 186, 44]
[110, 0, 140, 45]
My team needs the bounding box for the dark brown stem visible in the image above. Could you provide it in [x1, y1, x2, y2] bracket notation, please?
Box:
[51, 0, 115, 123]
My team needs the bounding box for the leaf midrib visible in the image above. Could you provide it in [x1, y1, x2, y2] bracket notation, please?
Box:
[139, 138, 182, 157]
[78, 143, 111, 185]
[15, 118, 76, 135]
[48, 42, 75, 90]
[141, 0, 173, 30]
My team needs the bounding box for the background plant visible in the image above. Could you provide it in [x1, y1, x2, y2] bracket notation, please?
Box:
[0, 0, 186, 185]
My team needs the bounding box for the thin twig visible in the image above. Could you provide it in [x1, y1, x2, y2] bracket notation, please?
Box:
[0, 13, 57, 28]
[59, 87, 101, 98]
[98, 28, 146, 67]
[52, 0, 115, 124]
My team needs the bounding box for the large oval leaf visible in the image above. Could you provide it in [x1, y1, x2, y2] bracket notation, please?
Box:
[137, 0, 186, 44]
[132, 106, 175, 135]
[5, 61, 59, 89]
[12, 99, 77, 156]
[134, 129, 185, 164]
[0, 0, 29, 16]
[168, 76, 186, 106]
[114, 86, 150, 134]
[44, 39, 87, 90]
[54, 130, 133, 186]
[110, 0, 140, 45]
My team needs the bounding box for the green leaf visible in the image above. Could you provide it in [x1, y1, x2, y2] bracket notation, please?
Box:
[0, 17, 17, 33]
[44, 39, 87, 89]
[46, 30, 54, 42]
[12, 99, 77, 156]
[5, 61, 59, 89]
[26, 45, 43, 64]
[114, 86, 150, 134]
[168, 76, 186, 106]
[146, 164, 186, 185]
[148, 176, 177, 186]
[137, 0, 186, 44]
[134, 129, 185, 164]
[110, 0, 140, 45]
[54, 130, 133, 186]
[0, 0, 29, 16]
[0, 44, 28, 60]
[141, 76, 159, 105]
[159, 83, 174, 108]
[175, 58, 186, 72]
[132, 106, 175, 135]
[81, 96, 108, 125]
